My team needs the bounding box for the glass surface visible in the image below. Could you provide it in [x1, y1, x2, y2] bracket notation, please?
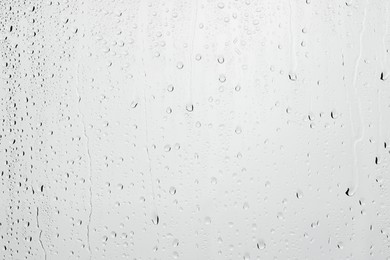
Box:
[1, 0, 390, 259]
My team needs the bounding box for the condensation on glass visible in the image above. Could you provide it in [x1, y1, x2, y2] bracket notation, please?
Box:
[1, 0, 390, 259]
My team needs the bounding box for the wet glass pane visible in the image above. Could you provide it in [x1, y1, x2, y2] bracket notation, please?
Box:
[1, 0, 390, 259]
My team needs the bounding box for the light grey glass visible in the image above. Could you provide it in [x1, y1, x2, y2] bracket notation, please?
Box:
[1, 0, 390, 259]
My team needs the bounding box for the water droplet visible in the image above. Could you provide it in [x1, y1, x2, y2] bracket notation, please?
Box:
[256, 240, 266, 250]
[152, 214, 159, 225]
[296, 190, 303, 199]
[219, 74, 226, 83]
[345, 188, 355, 197]
[169, 187, 176, 195]
[331, 110, 338, 119]
[164, 145, 171, 152]
[217, 2, 225, 9]
[176, 62, 184, 69]
[217, 56, 225, 64]
[288, 73, 297, 81]
[277, 212, 284, 220]
[186, 103, 194, 112]
[130, 101, 138, 108]
[172, 239, 179, 247]
[380, 71, 388, 81]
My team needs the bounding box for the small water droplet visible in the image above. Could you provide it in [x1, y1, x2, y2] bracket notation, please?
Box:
[176, 62, 184, 69]
[152, 214, 159, 225]
[164, 145, 171, 152]
[296, 190, 303, 199]
[217, 2, 225, 9]
[256, 240, 266, 250]
[172, 239, 179, 247]
[130, 101, 138, 108]
[277, 212, 284, 220]
[219, 74, 226, 83]
[169, 187, 177, 195]
[186, 103, 194, 112]
[331, 110, 338, 119]
[380, 71, 388, 81]
[345, 187, 355, 197]
[288, 73, 297, 81]
[217, 56, 225, 64]
[345, 0, 353, 6]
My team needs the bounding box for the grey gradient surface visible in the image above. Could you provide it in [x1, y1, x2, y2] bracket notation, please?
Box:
[1, 0, 390, 259]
